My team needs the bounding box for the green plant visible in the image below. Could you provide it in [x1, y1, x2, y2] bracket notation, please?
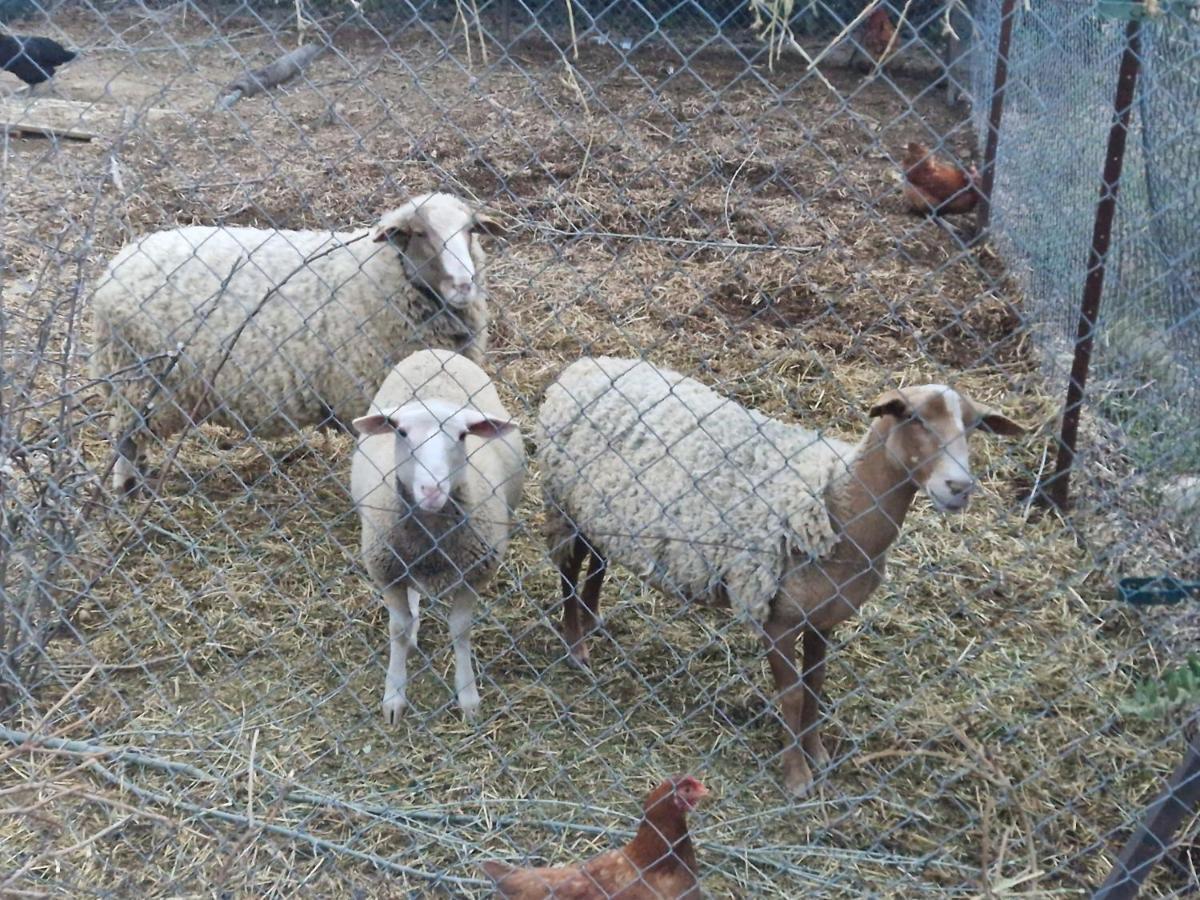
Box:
[1121, 654, 1200, 719]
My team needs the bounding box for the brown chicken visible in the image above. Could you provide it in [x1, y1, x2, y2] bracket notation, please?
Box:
[902, 141, 982, 216]
[862, 7, 896, 62]
[481, 775, 709, 899]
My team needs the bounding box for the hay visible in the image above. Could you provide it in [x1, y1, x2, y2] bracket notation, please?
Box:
[0, 6, 1193, 898]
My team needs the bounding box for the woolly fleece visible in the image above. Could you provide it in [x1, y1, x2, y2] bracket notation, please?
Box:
[351, 350, 525, 597]
[538, 357, 852, 624]
[90, 220, 488, 441]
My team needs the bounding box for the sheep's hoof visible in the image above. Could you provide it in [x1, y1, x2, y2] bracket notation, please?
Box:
[783, 761, 815, 798]
[458, 690, 481, 722]
[567, 646, 592, 672]
[381, 695, 408, 724]
[806, 739, 831, 771]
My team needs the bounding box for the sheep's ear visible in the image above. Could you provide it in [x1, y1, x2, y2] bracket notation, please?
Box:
[868, 389, 910, 420]
[352, 414, 395, 436]
[471, 210, 506, 237]
[965, 399, 1026, 437]
[372, 204, 418, 243]
[461, 410, 517, 440]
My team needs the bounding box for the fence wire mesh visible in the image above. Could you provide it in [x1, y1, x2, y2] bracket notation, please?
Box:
[1, 0, 1198, 896]
[969, 0, 1200, 474]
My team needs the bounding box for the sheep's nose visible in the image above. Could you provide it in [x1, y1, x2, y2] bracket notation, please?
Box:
[418, 484, 447, 510]
[442, 276, 475, 304]
[945, 477, 974, 497]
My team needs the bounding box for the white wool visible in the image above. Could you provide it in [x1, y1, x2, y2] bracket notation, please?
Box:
[89, 193, 491, 453]
[537, 357, 853, 624]
[351, 349, 525, 596]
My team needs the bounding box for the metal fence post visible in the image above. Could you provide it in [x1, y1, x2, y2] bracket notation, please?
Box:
[1037, 12, 1144, 511]
[976, 0, 1017, 235]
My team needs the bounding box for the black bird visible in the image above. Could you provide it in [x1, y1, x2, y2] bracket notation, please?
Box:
[0, 33, 77, 90]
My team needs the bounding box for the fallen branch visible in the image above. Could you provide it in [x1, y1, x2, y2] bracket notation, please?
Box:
[0, 725, 961, 885]
[216, 42, 327, 110]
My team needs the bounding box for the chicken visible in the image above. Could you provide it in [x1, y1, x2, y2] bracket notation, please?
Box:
[481, 775, 709, 899]
[862, 7, 896, 63]
[902, 141, 982, 216]
[0, 33, 77, 91]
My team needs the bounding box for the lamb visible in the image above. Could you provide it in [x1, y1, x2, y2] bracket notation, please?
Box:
[89, 191, 501, 495]
[536, 357, 1025, 796]
[350, 349, 526, 722]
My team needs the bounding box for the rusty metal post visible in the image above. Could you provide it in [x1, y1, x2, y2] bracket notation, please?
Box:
[976, 0, 1018, 235]
[1094, 719, 1200, 899]
[1038, 16, 1143, 511]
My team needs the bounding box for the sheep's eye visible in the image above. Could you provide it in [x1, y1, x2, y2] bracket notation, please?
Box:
[396, 428, 408, 438]
[458, 431, 468, 441]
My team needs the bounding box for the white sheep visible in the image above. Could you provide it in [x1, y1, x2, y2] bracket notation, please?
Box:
[537, 357, 1025, 796]
[350, 349, 525, 722]
[89, 192, 502, 495]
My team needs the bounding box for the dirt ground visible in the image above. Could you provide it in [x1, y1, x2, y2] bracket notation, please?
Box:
[1, 5, 1194, 898]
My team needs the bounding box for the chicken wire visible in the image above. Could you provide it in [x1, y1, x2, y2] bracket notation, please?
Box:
[968, 0, 1200, 474]
[1, 0, 1198, 896]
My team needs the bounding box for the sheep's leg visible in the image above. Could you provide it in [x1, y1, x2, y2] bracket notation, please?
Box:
[381, 586, 420, 724]
[448, 588, 480, 721]
[558, 536, 589, 668]
[799, 628, 831, 770]
[761, 619, 812, 797]
[578, 546, 607, 650]
[113, 433, 140, 496]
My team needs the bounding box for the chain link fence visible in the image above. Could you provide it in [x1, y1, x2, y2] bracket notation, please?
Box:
[1, 0, 1198, 896]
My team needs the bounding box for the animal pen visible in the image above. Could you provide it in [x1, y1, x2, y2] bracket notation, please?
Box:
[1, 0, 1198, 895]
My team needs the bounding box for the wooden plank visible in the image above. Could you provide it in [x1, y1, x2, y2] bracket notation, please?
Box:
[0, 97, 175, 141]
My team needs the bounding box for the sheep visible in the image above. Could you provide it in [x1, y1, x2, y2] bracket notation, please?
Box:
[350, 349, 525, 722]
[536, 357, 1025, 796]
[89, 192, 502, 495]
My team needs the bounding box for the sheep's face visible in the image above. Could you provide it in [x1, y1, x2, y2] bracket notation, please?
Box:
[373, 193, 504, 309]
[353, 399, 516, 513]
[869, 384, 1025, 513]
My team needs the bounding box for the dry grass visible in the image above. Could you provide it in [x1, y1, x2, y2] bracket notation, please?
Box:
[0, 6, 1195, 898]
